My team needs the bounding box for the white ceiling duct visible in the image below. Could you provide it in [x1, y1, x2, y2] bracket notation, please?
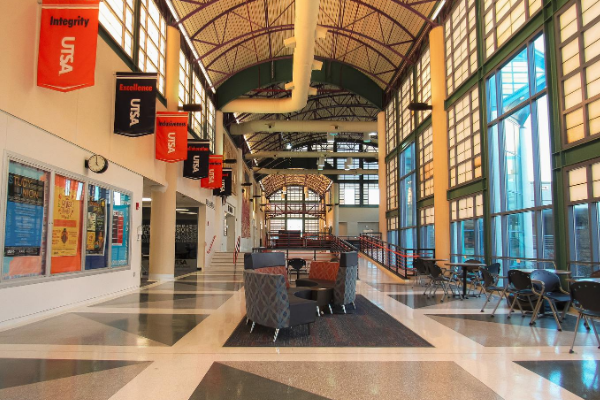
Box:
[221, 0, 322, 114]
[229, 120, 378, 136]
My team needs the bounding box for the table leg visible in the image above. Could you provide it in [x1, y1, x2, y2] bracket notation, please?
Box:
[463, 268, 468, 299]
[297, 269, 301, 281]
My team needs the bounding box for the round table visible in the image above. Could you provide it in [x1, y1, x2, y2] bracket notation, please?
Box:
[445, 262, 486, 299]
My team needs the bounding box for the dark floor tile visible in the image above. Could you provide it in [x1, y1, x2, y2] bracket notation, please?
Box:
[91, 293, 232, 309]
[389, 293, 460, 309]
[515, 360, 600, 400]
[152, 281, 244, 291]
[188, 362, 328, 400]
[428, 312, 584, 332]
[0, 359, 150, 400]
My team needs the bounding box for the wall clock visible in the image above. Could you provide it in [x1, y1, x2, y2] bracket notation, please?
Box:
[85, 154, 109, 173]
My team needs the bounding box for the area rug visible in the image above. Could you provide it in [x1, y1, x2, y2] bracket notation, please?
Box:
[224, 295, 432, 347]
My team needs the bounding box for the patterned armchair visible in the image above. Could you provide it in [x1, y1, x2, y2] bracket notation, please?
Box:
[244, 270, 316, 342]
[333, 264, 358, 313]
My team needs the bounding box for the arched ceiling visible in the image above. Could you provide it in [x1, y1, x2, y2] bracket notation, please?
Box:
[169, 0, 438, 91]
[260, 174, 332, 198]
[231, 82, 379, 156]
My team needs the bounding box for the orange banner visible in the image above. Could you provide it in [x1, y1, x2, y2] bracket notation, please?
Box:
[155, 111, 188, 162]
[201, 155, 223, 189]
[37, 0, 100, 92]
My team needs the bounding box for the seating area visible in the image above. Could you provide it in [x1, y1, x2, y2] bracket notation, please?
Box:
[243, 251, 359, 341]
[413, 256, 600, 352]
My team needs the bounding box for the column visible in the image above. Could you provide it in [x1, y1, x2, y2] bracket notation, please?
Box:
[215, 110, 224, 155]
[148, 26, 180, 281]
[332, 183, 339, 236]
[430, 26, 450, 261]
[377, 111, 387, 240]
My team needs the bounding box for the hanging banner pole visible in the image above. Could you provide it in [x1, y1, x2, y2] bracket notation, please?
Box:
[37, 0, 100, 92]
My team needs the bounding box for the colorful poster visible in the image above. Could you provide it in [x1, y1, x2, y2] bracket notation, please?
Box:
[51, 178, 82, 257]
[86, 198, 106, 255]
[37, 0, 101, 92]
[3, 162, 49, 279]
[242, 197, 250, 238]
[112, 210, 124, 246]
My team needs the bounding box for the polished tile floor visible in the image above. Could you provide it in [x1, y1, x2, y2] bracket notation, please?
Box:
[0, 255, 598, 400]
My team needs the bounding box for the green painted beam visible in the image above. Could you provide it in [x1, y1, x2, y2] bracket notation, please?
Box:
[447, 180, 486, 201]
[216, 59, 384, 110]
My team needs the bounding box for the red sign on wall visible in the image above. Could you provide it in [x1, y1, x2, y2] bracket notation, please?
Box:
[201, 155, 223, 189]
[37, 0, 100, 92]
[155, 111, 188, 162]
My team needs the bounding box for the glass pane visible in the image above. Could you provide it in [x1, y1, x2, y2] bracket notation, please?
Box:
[503, 105, 535, 211]
[461, 219, 476, 256]
[507, 211, 536, 259]
[537, 96, 553, 206]
[572, 203, 591, 262]
[111, 192, 131, 267]
[542, 208, 554, 259]
[488, 74, 498, 121]
[500, 47, 529, 114]
[3, 161, 50, 279]
[85, 185, 111, 270]
[569, 167, 589, 201]
[51, 175, 85, 274]
[534, 36, 547, 94]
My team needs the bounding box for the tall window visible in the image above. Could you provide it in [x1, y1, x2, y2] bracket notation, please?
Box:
[387, 157, 398, 211]
[399, 144, 416, 249]
[179, 51, 191, 108]
[339, 183, 360, 205]
[566, 160, 600, 277]
[387, 215, 398, 245]
[557, 0, 600, 144]
[386, 97, 397, 155]
[420, 206, 435, 250]
[207, 100, 216, 152]
[448, 87, 482, 187]
[99, 0, 135, 57]
[445, 0, 478, 94]
[417, 47, 432, 124]
[192, 73, 205, 138]
[487, 34, 554, 272]
[139, 0, 167, 94]
[419, 126, 434, 198]
[450, 194, 485, 262]
[483, 0, 543, 59]
[399, 74, 414, 141]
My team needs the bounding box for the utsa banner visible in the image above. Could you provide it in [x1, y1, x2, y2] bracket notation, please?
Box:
[183, 140, 210, 179]
[213, 168, 232, 197]
[155, 112, 188, 163]
[114, 72, 157, 136]
[37, 0, 100, 92]
[201, 155, 223, 189]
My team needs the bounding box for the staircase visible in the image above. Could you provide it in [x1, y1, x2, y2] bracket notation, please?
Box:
[207, 251, 245, 272]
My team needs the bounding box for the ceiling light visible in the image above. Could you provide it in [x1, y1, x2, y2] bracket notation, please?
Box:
[142, 197, 151, 202]
[344, 157, 352, 171]
[176, 208, 189, 211]
[286, 143, 292, 150]
[369, 132, 377, 136]
[327, 132, 335, 143]
[363, 132, 371, 143]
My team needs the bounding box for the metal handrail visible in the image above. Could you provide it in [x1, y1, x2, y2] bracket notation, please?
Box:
[233, 236, 241, 264]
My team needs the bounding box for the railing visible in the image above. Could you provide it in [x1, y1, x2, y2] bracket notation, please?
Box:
[265, 232, 333, 249]
[206, 235, 217, 254]
[359, 234, 434, 279]
[233, 236, 241, 264]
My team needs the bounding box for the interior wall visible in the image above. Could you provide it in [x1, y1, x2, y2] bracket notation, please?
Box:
[0, 111, 142, 326]
[338, 207, 379, 236]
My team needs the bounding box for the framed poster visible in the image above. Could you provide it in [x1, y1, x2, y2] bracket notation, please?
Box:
[3, 161, 49, 279]
[85, 184, 110, 270]
[111, 191, 130, 267]
[51, 175, 84, 274]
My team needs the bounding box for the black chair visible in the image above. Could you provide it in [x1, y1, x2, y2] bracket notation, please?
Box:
[569, 281, 600, 353]
[530, 270, 572, 331]
[505, 270, 538, 318]
[287, 258, 307, 281]
[480, 264, 507, 313]
[464, 258, 484, 296]
[425, 262, 456, 302]
[413, 258, 430, 288]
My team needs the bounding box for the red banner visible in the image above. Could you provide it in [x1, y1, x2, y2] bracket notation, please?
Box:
[155, 112, 188, 162]
[37, 0, 100, 92]
[201, 155, 223, 189]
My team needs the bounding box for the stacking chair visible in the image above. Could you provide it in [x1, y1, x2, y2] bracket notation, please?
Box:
[424, 262, 456, 302]
[505, 270, 538, 318]
[464, 258, 484, 297]
[569, 281, 600, 353]
[530, 270, 572, 331]
[287, 258, 307, 281]
[413, 258, 430, 287]
[479, 264, 507, 313]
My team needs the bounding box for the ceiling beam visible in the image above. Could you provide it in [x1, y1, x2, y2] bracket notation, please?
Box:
[253, 168, 374, 175]
[245, 151, 377, 160]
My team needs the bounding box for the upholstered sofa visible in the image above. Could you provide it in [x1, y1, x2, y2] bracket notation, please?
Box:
[243, 252, 317, 341]
[296, 252, 359, 313]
